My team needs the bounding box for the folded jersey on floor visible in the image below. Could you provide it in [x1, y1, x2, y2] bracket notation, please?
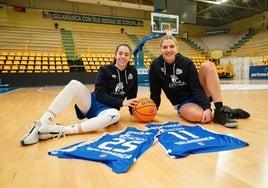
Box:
[146, 121, 249, 158]
[48, 126, 158, 173]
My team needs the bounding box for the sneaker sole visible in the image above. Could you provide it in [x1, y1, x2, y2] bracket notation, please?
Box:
[213, 120, 239, 128]
[223, 122, 239, 128]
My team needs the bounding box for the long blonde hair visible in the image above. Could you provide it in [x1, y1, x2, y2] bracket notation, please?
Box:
[159, 35, 178, 48]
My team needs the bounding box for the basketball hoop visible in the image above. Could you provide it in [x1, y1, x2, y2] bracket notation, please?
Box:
[151, 13, 179, 35]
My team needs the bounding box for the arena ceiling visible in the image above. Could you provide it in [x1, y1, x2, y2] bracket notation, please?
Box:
[194, 0, 268, 26]
[67, 0, 268, 27]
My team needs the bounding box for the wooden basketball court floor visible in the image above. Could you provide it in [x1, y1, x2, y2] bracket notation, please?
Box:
[0, 79, 268, 188]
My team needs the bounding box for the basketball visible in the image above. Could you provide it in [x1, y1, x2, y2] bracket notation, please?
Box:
[132, 97, 157, 123]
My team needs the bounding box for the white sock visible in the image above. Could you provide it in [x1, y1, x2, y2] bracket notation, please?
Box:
[40, 109, 56, 125]
[64, 124, 81, 134]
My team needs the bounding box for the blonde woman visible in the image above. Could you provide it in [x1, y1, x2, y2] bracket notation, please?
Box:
[149, 34, 249, 128]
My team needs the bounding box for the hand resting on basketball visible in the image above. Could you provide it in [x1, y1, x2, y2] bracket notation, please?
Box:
[123, 98, 139, 107]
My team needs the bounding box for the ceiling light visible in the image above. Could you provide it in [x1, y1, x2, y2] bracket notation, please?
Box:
[194, 0, 229, 5]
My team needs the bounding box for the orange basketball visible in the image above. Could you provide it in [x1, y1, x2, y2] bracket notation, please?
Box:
[132, 97, 157, 123]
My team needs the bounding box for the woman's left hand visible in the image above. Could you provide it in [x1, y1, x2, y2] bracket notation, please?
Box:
[123, 98, 139, 107]
[201, 108, 213, 123]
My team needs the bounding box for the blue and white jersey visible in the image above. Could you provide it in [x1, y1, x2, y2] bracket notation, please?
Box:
[146, 121, 248, 158]
[48, 127, 157, 173]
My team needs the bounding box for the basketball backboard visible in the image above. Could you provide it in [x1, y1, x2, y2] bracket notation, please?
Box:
[151, 13, 179, 34]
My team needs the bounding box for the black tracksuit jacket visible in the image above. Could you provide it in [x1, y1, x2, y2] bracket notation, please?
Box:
[94, 62, 138, 114]
[149, 53, 211, 111]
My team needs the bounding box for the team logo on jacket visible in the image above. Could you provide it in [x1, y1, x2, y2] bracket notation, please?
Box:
[128, 73, 133, 80]
[114, 82, 125, 95]
[176, 68, 182, 75]
[169, 74, 186, 88]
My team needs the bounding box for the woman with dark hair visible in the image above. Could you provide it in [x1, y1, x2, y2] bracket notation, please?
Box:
[21, 44, 138, 145]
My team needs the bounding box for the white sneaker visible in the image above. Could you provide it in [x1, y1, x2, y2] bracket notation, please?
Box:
[38, 124, 66, 140]
[20, 121, 42, 145]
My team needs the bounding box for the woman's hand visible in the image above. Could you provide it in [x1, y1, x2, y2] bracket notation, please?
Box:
[201, 108, 213, 123]
[123, 98, 139, 107]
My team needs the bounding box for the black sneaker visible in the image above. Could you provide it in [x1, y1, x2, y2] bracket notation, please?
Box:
[222, 105, 250, 119]
[214, 107, 239, 128]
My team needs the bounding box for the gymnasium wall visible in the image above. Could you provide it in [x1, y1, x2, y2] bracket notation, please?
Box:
[218, 11, 268, 34]
[184, 11, 268, 37]
[0, 1, 267, 36]
[0, 0, 152, 20]
[0, 4, 151, 35]
[0, 0, 152, 35]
